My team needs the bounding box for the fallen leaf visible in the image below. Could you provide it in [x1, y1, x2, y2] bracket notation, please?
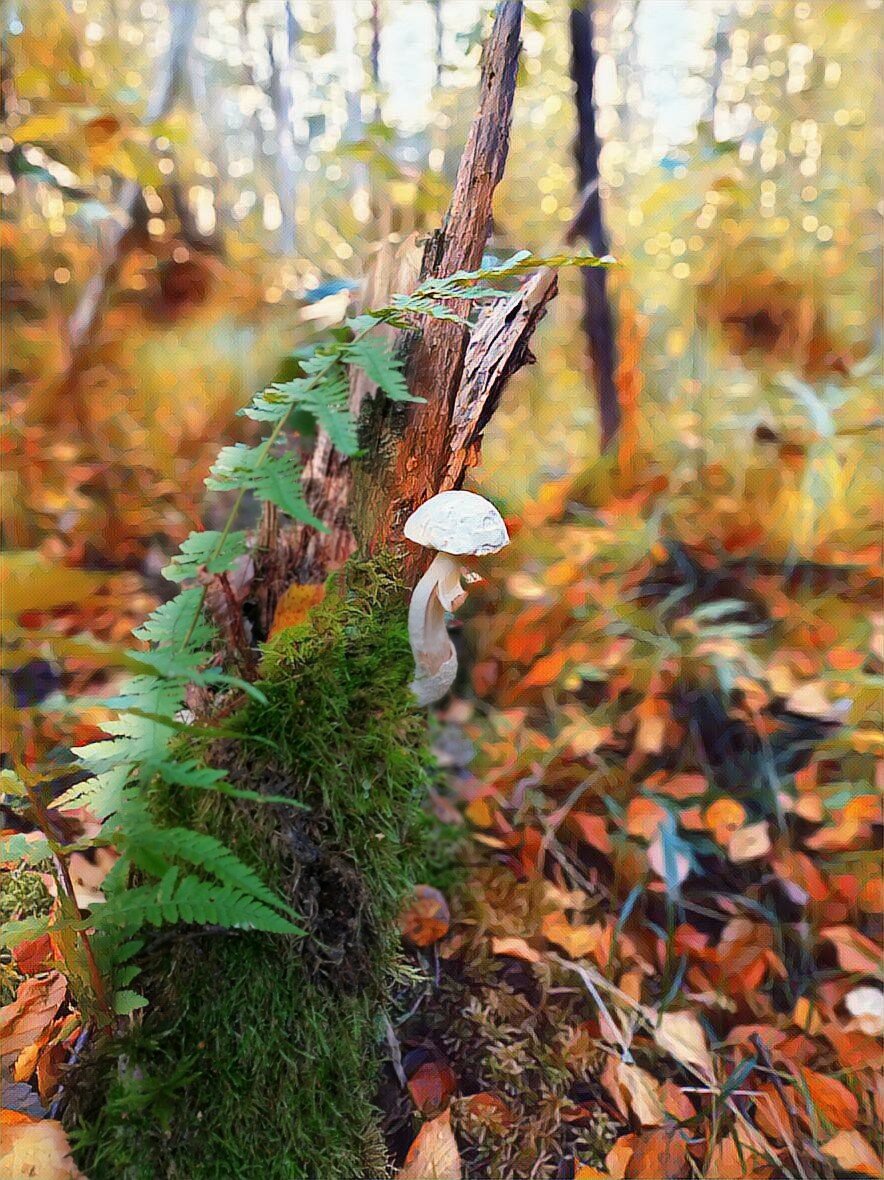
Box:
[704, 1136, 771, 1179]
[798, 1067, 859, 1130]
[821, 1129, 882, 1177]
[460, 1092, 513, 1134]
[612, 1060, 665, 1127]
[704, 799, 746, 842]
[754, 1082, 795, 1142]
[0, 973, 67, 1060]
[661, 1080, 695, 1122]
[791, 996, 822, 1035]
[625, 798, 667, 840]
[787, 681, 840, 721]
[268, 582, 326, 638]
[728, 821, 771, 863]
[653, 1011, 715, 1083]
[821, 926, 882, 976]
[397, 1109, 461, 1180]
[542, 912, 603, 959]
[605, 1136, 635, 1180]
[12, 935, 52, 977]
[0, 1118, 86, 1178]
[408, 1059, 457, 1117]
[567, 812, 613, 854]
[625, 1128, 689, 1178]
[490, 936, 540, 964]
[574, 1163, 608, 1180]
[398, 886, 450, 948]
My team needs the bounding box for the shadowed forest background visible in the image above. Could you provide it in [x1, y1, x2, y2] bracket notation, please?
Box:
[1, 1, 882, 1178]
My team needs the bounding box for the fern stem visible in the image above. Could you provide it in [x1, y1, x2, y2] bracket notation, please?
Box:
[23, 779, 115, 1025]
[178, 324, 376, 653]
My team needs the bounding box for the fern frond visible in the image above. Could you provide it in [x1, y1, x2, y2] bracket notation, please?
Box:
[121, 823, 296, 916]
[93, 869, 303, 935]
[342, 338, 420, 402]
[206, 444, 324, 527]
[133, 587, 216, 650]
[162, 530, 248, 583]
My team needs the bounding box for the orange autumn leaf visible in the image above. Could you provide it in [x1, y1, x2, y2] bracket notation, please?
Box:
[704, 799, 746, 842]
[267, 582, 326, 639]
[624, 797, 667, 840]
[0, 972, 67, 1059]
[704, 1136, 771, 1179]
[490, 936, 541, 964]
[398, 886, 450, 948]
[0, 1110, 39, 1126]
[461, 1091, 513, 1133]
[542, 912, 603, 959]
[574, 1163, 608, 1180]
[566, 812, 613, 854]
[514, 642, 593, 692]
[12, 934, 52, 977]
[625, 1128, 689, 1179]
[797, 1066, 859, 1130]
[821, 1130, 882, 1177]
[632, 697, 669, 755]
[397, 1109, 462, 1180]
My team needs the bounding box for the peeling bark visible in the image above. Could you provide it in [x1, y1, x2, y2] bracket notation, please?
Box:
[287, 2, 550, 596]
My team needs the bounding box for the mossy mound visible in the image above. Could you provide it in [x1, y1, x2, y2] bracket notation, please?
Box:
[68, 557, 442, 1179]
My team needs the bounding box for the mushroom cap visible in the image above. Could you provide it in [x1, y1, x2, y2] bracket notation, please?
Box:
[404, 490, 509, 556]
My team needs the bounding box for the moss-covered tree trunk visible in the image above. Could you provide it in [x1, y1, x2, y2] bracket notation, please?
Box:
[68, 5, 561, 1176]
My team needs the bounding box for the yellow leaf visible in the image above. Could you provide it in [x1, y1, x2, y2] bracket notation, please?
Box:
[0, 552, 103, 619]
[397, 1110, 462, 1180]
[653, 1011, 715, 1083]
[542, 912, 603, 959]
[0, 1119, 87, 1178]
[821, 1130, 882, 1177]
[615, 1060, 665, 1127]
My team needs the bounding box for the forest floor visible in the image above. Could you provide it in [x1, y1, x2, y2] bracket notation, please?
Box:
[2, 450, 882, 1180]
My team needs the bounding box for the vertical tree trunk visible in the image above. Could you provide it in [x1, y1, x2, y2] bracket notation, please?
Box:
[568, 0, 621, 452]
[267, 2, 299, 256]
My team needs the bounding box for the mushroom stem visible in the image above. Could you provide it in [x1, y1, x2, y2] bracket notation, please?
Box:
[408, 552, 464, 705]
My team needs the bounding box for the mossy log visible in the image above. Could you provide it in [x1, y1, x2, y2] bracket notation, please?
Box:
[65, 5, 561, 1176]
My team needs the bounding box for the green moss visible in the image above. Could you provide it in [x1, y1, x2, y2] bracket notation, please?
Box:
[68, 556, 444, 1179]
[1, 869, 53, 1001]
[0, 867, 52, 924]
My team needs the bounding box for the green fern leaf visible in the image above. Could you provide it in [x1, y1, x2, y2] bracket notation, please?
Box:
[342, 338, 421, 402]
[206, 444, 324, 527]
[162, 530, 248, 583]
[132, 587, 216, 650]
[121, 824, 296, 916]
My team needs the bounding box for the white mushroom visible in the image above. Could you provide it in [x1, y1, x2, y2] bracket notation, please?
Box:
[404, 490, 509, 706]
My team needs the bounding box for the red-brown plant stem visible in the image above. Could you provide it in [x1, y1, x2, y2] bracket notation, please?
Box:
[23, 780, 115, 1025]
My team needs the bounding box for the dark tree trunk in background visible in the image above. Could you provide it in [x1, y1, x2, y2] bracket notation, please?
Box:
[568, 0, 621, 452]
